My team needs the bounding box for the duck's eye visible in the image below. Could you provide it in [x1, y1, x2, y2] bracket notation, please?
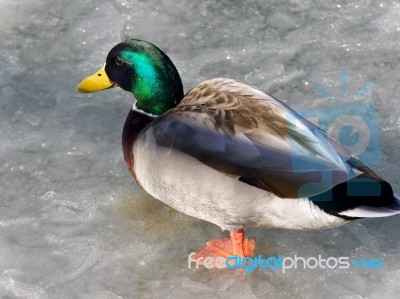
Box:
[115, 57, 125, 66]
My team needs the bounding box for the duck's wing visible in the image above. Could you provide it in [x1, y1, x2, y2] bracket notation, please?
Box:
[144, 78, 366, 198]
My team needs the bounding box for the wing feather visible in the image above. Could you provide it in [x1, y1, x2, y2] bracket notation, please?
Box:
[141, 78, 362, 198]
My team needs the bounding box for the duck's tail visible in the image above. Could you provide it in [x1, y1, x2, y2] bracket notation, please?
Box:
[310, 175, 400, 219]
[338, 192, 400, 218]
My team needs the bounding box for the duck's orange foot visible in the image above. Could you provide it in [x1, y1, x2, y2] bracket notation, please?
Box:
[189, 229, 256, 268]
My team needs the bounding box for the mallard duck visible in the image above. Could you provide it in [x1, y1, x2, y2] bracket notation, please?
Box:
[77, 39, 400, 264]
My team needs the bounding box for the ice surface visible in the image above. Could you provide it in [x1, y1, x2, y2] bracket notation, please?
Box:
[1, 0, 400, 298]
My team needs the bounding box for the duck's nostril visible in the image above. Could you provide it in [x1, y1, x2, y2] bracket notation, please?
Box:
[98, 73, 102, 76]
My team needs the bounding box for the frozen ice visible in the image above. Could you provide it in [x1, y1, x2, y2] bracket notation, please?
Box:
[1, 0, 400, 298]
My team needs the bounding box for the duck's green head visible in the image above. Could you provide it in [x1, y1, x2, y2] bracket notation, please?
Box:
[77, 39, 184, 115]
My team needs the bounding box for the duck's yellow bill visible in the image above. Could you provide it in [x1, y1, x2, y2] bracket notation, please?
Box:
[76, 64, 117, 93]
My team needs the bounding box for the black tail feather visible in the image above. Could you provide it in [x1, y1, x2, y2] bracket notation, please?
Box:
[310, 177, 395, 218]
